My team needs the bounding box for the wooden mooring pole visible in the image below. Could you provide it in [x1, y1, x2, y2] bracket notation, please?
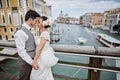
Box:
[88, 57, 102, 80]
[88, 46, 102, 80]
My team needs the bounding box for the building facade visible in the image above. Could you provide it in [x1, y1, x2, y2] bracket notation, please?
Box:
[82, 13, 92, 27]
[102, 11, 109, 26]
[0, 0, 31, 40]
[56, 11, 79, 24]
[91, 13, 103, 28]
[0, 0, 52, 40]
[82, 13, 103, 28]
[106, 8, 120, 32]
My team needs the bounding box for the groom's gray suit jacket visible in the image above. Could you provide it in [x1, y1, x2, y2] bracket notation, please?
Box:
[19, 26, 36, 58]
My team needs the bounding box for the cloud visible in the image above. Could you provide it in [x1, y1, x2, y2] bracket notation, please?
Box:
[46, 0, 120, 9]
[90, 0, 120, 3]
[87, 0, 120, 9]
[45, 0, 120, 18]
[46, 0, 90, 9]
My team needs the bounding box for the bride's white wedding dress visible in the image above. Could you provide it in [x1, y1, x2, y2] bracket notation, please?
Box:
[30, 31, 59, 80]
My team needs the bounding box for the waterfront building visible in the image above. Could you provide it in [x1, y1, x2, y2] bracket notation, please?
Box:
[32, 0, 52, 16]
[102, 11, 109, 26]
[82, 13, 103, 28]
[0, 0, 31, 40]
[57, 17, 79, 24]
[82, 13, 92, 27]
[0, 0, 52, 40]
[56, 11, 66, 23]
[106, 8, 120, 33]
[56, 11, 79, 24]
[91, 13, 103, 28]
[67, 17, 79, 24]
[45, 5, 52, 17]
[32, 0, 51, 17]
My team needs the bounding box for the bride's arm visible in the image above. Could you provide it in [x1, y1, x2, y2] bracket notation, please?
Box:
[34, 37, 47, 62]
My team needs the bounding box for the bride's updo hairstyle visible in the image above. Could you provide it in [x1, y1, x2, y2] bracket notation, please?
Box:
[41, 16, 51, 28]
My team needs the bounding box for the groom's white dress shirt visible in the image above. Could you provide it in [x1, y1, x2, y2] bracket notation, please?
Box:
[15, 23, 33, 65]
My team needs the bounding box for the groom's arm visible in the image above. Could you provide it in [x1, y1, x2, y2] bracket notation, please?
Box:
[15, 30, 33, 65]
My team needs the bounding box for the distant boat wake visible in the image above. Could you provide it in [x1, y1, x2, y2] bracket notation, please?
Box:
[84, 27, 97, 35]
[74, 37, 87, 44]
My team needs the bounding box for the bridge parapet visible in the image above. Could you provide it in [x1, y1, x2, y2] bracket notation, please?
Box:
[0, 41, 120, 80]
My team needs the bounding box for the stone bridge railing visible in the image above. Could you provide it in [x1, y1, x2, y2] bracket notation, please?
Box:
[0, 41, 120, 80]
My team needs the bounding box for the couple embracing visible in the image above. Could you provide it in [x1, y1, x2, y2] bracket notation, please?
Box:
[15, 9, 59, 80]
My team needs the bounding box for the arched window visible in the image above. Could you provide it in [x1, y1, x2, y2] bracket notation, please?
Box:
[26, 0, 28, 7]
[21, 15, 23, 24]
[19, 0, 22, 7]
[16, 28, 18, 31]
[4, 28, 7, 32]
[10, 28, 13, 32]
[6, 0, 10, 8]
[12, 35, 14, 38]
[6, 35, 8, 40]
[0, 0, 2, 8]
[2, 15, 5, 23]
[9, 15, 12, 24]
[0, 35, 2, 40]
[118, 20, 120, 25]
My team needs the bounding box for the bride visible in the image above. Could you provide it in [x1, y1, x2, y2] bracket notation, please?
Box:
[30, 16, 59, 80]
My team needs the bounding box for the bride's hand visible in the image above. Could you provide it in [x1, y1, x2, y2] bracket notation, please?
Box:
[32, 60, 39, 70]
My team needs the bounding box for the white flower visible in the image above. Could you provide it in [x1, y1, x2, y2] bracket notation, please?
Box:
[42, 19, 51, 26]
[42, 20, 48, 26]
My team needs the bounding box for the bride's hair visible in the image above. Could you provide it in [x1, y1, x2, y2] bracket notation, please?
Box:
[41, 16, 51, 28]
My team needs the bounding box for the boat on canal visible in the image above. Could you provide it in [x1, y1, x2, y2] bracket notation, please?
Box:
[78, 37, 87, 44]
[96, 33, 120, 48]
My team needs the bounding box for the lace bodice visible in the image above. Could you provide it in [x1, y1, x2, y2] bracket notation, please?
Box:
[35, 31, 50, 51]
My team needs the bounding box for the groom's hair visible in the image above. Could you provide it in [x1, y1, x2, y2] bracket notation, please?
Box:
[25, 9, 40, 21]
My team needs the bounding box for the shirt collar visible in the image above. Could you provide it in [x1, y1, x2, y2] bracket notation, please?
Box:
[22, 23, 31, 30]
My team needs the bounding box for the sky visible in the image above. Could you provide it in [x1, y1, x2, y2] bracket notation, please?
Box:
[45, 0, 120, 19]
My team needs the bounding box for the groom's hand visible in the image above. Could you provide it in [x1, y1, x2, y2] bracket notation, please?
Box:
[32, 61, 39, 70]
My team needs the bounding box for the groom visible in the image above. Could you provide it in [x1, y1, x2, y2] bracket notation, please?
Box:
[15, 9, 40, 80]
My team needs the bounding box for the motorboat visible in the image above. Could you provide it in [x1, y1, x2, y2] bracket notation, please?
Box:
[78, 37, 87, 44]
[96, 33, 120, 48]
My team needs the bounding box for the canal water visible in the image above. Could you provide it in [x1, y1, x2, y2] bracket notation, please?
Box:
[51, 23, 120, 80]
[1, 23, 120, 80]
[52, 23, 120, 46]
